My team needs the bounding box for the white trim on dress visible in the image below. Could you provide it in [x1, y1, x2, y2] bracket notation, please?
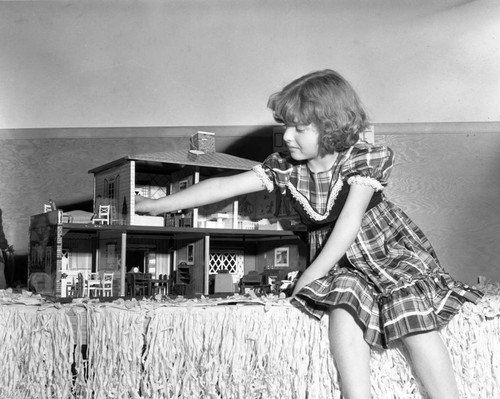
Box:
[286, 178, 345, 222]
[347, 175, 384, 192]
[252, 165, 274, 192]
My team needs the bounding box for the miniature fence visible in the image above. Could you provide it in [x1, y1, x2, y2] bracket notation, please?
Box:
[0, 284, 499, 399]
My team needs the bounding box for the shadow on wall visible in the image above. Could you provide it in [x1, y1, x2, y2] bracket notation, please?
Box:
[57, 199, 94, 212]
[220, 126, 275, 162]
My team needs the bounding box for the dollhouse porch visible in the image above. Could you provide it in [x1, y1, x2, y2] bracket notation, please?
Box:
[28, 209, 305, 299]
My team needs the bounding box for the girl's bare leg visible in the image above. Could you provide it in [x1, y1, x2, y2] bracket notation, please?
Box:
[401, 330, 460, 399]
[329, 307, 372, 399]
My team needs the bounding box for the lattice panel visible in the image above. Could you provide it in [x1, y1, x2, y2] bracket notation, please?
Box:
[209, 251, 244, 279]
[149, 175, 168, 199]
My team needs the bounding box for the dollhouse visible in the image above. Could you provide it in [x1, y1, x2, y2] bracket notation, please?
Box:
[28, 132, 306, 298]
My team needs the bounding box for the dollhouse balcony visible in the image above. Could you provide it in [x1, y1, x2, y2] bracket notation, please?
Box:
[132, 214, 164, 227]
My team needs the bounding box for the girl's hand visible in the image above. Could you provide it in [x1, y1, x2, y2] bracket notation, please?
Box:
[135, 195, 156, 215]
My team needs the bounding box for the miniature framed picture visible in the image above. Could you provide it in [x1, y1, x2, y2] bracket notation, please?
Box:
[273, 126, 286, 152]
[274, 247, 289, 267]
[187, 243, 195, 264]
[274, 131, 283, 147]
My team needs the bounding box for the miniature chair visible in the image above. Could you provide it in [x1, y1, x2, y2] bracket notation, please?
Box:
[162, 273, 170, 295]
[153, 274, 163, 295]
[87, 272, 102, 297]
[101, 272, 114, 297]
[153, 274, 169, 296]
[135, 273, 152, 296]
[279, 271, 300, 292]
[93, 205, 110, 225]
[214, 273, 236, 294]
[126, 272, 151, 296]
[126, 273, 134, 296]
[75, 273, 86, 297]
[65, 277, 76, 297]
[43, 199, 57, 213]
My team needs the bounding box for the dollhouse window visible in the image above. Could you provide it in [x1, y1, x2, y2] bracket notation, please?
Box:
[104, 175, 120, 201]
[107, 179, 115, 200]
[186, 244, 195, 264]
[104, 179, 111, 200]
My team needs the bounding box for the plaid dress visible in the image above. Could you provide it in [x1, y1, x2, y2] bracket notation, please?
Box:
[253, 142, 483, 349]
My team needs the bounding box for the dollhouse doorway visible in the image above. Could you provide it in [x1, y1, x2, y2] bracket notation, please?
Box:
[208, 249, 244, 293]
[126, 245, 157, 275]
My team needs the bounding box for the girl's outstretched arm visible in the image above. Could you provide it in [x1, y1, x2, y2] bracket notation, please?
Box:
[135, 170, 265, 215]
[292, 184, 375, 295]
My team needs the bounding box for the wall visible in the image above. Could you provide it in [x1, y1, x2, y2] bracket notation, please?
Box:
[0, 1, 499, 128]
[377, 123, 500, 285]
[1, 122, 499, 286]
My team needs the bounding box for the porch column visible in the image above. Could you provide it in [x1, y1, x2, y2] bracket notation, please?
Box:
[204, 235, 210, 295]
[120, 232, 127, 296]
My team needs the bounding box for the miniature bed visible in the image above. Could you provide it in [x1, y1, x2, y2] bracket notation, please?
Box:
[0, 283, 498, 399]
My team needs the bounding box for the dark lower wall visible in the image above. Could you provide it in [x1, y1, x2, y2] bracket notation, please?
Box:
[1, 122, 499, 285]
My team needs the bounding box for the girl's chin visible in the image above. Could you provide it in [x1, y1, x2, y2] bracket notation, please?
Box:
[289, 152, 308, 161]
[287, 149, 303, 158]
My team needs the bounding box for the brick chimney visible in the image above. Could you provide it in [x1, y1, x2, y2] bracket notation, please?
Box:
[190, 131, 216, 154]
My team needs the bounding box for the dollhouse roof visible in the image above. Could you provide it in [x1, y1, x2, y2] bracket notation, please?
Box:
[89, 150, 260, 175]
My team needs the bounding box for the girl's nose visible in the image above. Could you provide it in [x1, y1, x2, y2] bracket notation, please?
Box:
[283, 126, 295, 144]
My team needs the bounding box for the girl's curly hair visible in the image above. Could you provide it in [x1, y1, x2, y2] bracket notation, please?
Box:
[267, 69, 369, 154]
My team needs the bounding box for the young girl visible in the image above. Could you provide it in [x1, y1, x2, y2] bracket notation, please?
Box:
[136, 69, 483, 398]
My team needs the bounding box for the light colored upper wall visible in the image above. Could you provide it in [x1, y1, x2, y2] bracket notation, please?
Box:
[1, 0, 499, 129]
